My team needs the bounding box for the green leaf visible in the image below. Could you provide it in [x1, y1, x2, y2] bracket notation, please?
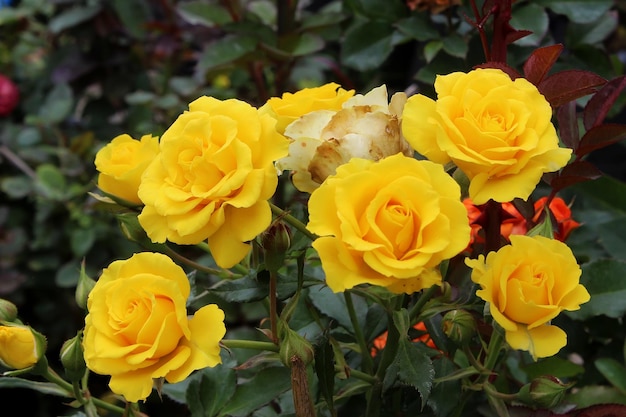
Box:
[0, 377, 71, 397]
[442, 34, 468, 59]
[534, 0, 613, 24]
[16, 126, 42, 146]
[566, 9, 618, 46]
[176, 1, 231, 27]
[384, 339, 434, 406]
[197, 34, 257, 74]
[424, 40, 443, 63]
[595, 217, 626, 261]
[394, 14, 439, 42]
[279, 32, 325, 57]
[56, 259, 81, 288]
[219, 366, 291, 416]
[111, 0, 151, 38]
[522, 356, 585, 380]
[341, 20, 394, 72]
[572, 176, 626, 214]
[37, 83, 74, 124]
[48, 5, 101, 33]
[566, 385, 626, 408]
[1, 176, 32, 199]
[566, 259, 626, 320]
[314, 335, 335, 413]
[187, 365, 237, 417]
[308, 285, 367, 333]
[35, 164, 66, 200]
[209, 275, 267, 303]
[428, 357, 461, 417]
[510, 3, 549, 46]
[596, 358, 626, 395]
[70, 228, 96, 257]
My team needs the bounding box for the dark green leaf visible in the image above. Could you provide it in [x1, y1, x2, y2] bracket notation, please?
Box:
[510, 3, 549, 46]
[572, 175, 626, 214]
[394, 15, 439, 42]
[341, 20, 394, 72]
[308, 285, 367, 332]
[56, 259, 81, 287]
[35, 164, 66, 200]
[522, 356, 585, 380]
[442, 34, 468, 59]
[314, 335, 335, 413]
[70, 228, 95, 257]
[210, 275, 267, 303]
[566, 9, 618, 46]
[384, 339, 434, 405]
[187, 364, 237, 417]
[566, 259, 626, 320]
[423, 40, 443, 63]
[428, 357, 461, 417]
[279, 32, 325, 57]
[0, 377, 71, 397]
[48, 5, 101, 33]
[176, 2, 231, 27]
[596, 358, 626, 394]
[111, 0, 151, 38]
[566, 385, 626, 408]
[197, 35, 257, 75]
[1, 176, 32, 199]
[534, 0, 613, 24]
[37, 83, 74, 124]
[595, 217, 626, 261]
[219, 366, 291, 416]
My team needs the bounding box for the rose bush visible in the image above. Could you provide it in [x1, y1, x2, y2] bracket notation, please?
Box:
[82, 252, 226, 402]
[307, 152, 471, 293]
[466, 235, 590, 359]
[276, 84, 413, 193]
[94, 133, 160, 205]
[137, 96, 289, 268]
[0, 324, 41, 370]
[402, 68, 572, 205]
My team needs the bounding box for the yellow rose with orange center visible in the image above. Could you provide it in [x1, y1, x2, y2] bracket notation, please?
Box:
[83, 252, 226, 402]
[137, 96, 289, 268]
[466, 235, 590, 359]
[94, 133, 160, 205]
[307, 153, 471, 294]
[402, 68, 572, 205]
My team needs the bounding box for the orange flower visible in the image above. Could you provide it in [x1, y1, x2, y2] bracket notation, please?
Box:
[371, 322, 436, 357]
[533, 197, 581, 241]
[406, 0, 461, 14]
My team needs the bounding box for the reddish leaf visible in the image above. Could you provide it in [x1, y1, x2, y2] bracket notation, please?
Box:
[556, 101, 580, 150]
[583, 75, 626, 130]
[572, 404, 626, 417]
[576, 123, 626, 157]
[548, 160, 603, 192]
[523, 44, 564, 85]
[538, 70, 606, 108]
[506, 30, 533, 45]
[474, 62, 522, 79]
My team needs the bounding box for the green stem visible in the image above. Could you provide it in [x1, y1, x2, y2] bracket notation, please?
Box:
[344, 292, 374, 374]
[270, 203, 318, 241]
[482, 326, 504, 373]
[222, 339, 280, 352]
[335, 365, 377, 384]
[408, 284, 439, 321]
[269, 270, 279, 344]
[165, 245, 237, 277]
[41, 367, 126, 415]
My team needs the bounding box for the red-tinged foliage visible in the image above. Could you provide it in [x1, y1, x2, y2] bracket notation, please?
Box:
[576, 124, 626, 157]
[545, 160, 603, 192]
[538, 70, 606, 108]
[533, 197, 581, 242]
[523, 44, 564, 86]
[556, 101, 580, 150]
[0, 74, 19, 116]
[583, 75, 626, 130]
[509, 403, 626, 417]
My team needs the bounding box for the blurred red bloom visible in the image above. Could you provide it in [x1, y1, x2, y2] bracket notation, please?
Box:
[371, 322, 436, 357]
[533, 196, 581, 242]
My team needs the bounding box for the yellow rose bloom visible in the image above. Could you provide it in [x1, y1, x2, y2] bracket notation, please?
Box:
[137, 97, 289, 268]
[95, 133, 160, 205]
[83, 252, 226, 402]
[277, 84, 413, 193]
[402, 68, 572, 205]
[466, 235, 590, 360]
[307, 153, 471, 294]
[0, 324, 40, 370]
[260, 82, 355, 134]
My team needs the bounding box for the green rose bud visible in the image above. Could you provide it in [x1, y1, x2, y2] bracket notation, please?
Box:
[279, 325, 314, 369]
[59, 332, 86, 382]
[75, 262, 95, 310]
[442, 309, 476, 346]
[261, 221, 292, 273]
[517, 375, 572, 409]
[0, 299, 18, 322]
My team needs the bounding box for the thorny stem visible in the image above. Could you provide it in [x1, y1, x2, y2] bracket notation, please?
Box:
[344, 291, 374, 374]
[270, 202, 319, 241]
[408, 284, 439, 321]
[221, 339, 280, 352]
[269, 270, 279, 344]
[484, 200, 503, 255]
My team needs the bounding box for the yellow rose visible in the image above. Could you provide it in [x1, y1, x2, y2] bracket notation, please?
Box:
[466, 235, 590, 360]
[0, 323, 41, 370]
[402, 68, 572, 205]
[277, 84, 413, 193]
[137, 97, 289, 268]
[83, 252, 226, 402]
[95, 133, 160, 205]
[307, 153, 471, 294]
[260, 82, 355, 134]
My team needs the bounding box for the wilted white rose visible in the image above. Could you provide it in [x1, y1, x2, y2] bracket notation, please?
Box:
[277, 85, 414, 193]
